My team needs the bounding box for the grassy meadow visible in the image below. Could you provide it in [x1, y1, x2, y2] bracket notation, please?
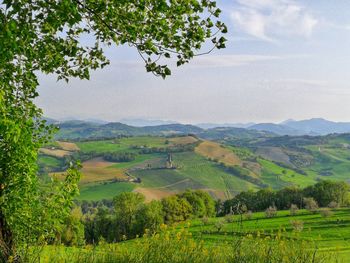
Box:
[34, 208, 350, 263]
[78, 182, 135, 201]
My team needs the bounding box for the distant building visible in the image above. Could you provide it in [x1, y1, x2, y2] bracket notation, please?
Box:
[166, 153, 173, 168]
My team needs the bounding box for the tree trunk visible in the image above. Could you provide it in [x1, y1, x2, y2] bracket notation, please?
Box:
[0, 209, 14, 263]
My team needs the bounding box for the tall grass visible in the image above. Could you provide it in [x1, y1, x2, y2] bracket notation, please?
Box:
[33, 225, 334, 263]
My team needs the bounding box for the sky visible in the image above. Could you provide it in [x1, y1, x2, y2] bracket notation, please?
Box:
[36, 0, 350, 124]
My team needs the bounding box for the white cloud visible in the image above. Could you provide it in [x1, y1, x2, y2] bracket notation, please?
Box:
[272, 78, 327, 87]
[187, 54, 281, 68]
[231, 0, 318, 41]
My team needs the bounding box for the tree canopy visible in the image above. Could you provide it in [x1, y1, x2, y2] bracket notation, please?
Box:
[0, 0, 226, 260]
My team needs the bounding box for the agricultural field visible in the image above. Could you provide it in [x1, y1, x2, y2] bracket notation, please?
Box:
[39, 148, 72, 158]
[56, 141, 80, 151]
[195, 141, 242, 166]
[130, 151, 257, 200]
[38, 133, 350, 202]
[76, 158, 128, 184]
[259, 158, 316, 189]
[78, 182, 135, 201]
[39, 136, 204, 201]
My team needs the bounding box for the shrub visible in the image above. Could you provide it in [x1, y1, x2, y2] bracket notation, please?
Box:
[265, 206, 277, 218]
[224, 214, 234, 223]
[214, 220, 225, 232]
[320, 208, 333, 218]
[162, 196, 192, 224]
[304, 197, 318, 213]
[245, 211, 253, 220]
[290, 220, 304, 232]
[201, 216, 210, 226]
[328, 201, 338, 209]
[290, 204, 299, 216]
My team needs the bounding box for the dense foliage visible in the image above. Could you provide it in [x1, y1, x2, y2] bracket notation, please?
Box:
[54, 180, 350, 248]
[103, 152, 136, 162]
[74, 190, 215, 244]
[222, 180, 349, 215]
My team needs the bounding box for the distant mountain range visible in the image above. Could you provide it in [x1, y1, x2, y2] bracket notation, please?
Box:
[46, 117, 350, 139]
[248, 118, 350, 136]
[196, 122, 256, 129]
[120, 118, 178, 127]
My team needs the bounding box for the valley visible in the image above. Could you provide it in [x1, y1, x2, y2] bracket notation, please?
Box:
[38, 121, 350, 202]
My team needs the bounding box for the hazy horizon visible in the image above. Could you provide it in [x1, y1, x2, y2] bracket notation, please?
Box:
[36, 1, 350, 124]
[45, 116, 350, 126]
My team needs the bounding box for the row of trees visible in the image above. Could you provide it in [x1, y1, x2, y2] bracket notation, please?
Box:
[221, 180, 349, 215]
[137, 143, 198, 154]
[61, 190, 215, 245]
[59, 180, 348, 246]
[103, 152, 136, 162]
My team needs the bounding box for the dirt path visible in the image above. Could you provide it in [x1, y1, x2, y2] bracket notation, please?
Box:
[155, 179, 190, 189]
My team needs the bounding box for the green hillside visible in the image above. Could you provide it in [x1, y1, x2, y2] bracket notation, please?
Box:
[38, 133, 350, 201]
[186, 208, 350, 260]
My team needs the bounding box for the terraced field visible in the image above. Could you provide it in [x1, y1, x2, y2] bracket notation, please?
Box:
[39, 208, 350, 261]
[186, 208, 350, 260]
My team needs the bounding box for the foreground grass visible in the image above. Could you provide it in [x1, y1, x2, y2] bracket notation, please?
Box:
[35, 226, 333, 263]
[30, 209, 350, 263]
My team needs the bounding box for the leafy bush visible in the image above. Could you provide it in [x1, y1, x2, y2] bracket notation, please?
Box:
[320, 208, 333, 218]
[179, 190, 216, 218]
[265, 206, 277, 218]
[224, 214, 234, 223]
[328, 201, 338, 209]
[214, 220, 225, 232]
[245, 211, 253, 220]
[303, 197, 318, 214]
[290, 220, 304, 232]
[290, 204, 299, 216]
[201, 216, 210, 226]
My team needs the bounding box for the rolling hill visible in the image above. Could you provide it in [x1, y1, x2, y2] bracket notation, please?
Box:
[38, 125, 350, 202]
[53, 120, 203, 139]
[248, 123, 303, 136]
